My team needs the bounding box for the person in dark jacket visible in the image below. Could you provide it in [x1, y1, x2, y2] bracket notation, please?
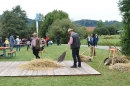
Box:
[68, 28, 81, 68]
[9, 34, 15, 51]
[95, 34, 99, 46]
[56, 35, 61, 46]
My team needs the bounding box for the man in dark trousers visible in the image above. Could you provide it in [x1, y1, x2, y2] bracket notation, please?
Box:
[45, 35, 50, 47]
[56, 35, 61, 46]
[95, 34, 99, 46]
[68, 28, 81, 68]
[31, 32, 40, 59]
[9, 34, 15, 51]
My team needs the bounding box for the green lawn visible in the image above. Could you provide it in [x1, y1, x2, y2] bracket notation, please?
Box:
[81, 35, 121, 46]
[0, 44, 129, 86]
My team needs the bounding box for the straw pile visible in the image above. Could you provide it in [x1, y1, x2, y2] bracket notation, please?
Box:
[104, 56, 129, 65]
[112, 56, 129, 64]
[109, 63, 130, 72]
[19, 58, 63, 70]
[80, 54, 92, 62]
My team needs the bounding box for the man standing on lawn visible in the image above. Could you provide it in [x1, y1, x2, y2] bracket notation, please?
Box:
[9, 34, 15, 51]
[68, 28, 81, 68]
[95, 34, 99, 47]
[31, 32, 40, 59]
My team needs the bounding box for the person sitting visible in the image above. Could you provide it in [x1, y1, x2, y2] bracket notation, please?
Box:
[4, 38, 10, 47]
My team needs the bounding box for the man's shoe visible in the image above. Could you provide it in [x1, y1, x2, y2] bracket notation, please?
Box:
[78, 65, 81, 67]
[70, 65, 77, 68]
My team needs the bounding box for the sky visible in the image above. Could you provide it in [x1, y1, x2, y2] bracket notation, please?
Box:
[0, 0, 122, 22]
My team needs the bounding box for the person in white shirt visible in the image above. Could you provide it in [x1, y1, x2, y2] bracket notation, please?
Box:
[16, 36, 21, 51]
[87, 35, 91, 47]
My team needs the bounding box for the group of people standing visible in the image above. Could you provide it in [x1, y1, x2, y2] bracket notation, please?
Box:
[86, 33, 99, 56]
[4, 34, 21, 51]
[87, 34, 98, 47]
[0, 28, 98, 69]
[30, 29, 98, 69]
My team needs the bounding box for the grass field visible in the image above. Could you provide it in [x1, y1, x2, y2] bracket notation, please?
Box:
[0, 44, 129, 86]
[81, 35, 121, 46]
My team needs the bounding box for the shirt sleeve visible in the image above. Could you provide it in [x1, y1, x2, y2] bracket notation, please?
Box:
[68, 36, 73, 45]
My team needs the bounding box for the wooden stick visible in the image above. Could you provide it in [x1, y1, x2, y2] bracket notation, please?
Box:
[81, 47, 90, 55]
[98, 50, 110, 68]
[65, 45, 69, 51]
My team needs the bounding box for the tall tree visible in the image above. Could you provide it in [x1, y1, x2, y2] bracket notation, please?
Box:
[38, 13, 45, 33]
[106, 26, 117, 35]
[0, 23, 2, 36]
[40, 10, 69, 37]
[47, 19, 84, 43]
[1, 5, 28, 38]
[97, 20, 105, 28]
[118, 0, 130, 59]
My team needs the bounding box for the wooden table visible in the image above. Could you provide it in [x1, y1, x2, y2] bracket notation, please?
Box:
[0, 47, 10, 58]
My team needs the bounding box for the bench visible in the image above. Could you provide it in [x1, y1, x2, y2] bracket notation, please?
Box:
[8, 50, 16, 58]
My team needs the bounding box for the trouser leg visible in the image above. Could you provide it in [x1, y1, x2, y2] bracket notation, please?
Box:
[35, 49, 40, 59]
[76, 47, 81, 66]
[72, 48, 77, 66]
[33, 47, 36, 57]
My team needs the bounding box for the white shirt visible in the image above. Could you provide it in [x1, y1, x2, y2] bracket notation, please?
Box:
[16, 38, 21, 45]
[87, 36, 90, 41]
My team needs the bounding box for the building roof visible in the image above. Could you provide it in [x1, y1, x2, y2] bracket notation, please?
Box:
[86, 27, 95, 32]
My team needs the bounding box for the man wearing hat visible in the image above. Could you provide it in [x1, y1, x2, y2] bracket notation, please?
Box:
[31, 32, 41, 59]
[68, 28, 81, 68]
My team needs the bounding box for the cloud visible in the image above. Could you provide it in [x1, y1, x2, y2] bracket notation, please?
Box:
[0, 0, 122, 21]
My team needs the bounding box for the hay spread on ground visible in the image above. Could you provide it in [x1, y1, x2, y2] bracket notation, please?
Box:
[109, 62, 130, 72]
[112, 56, 129, 64]
[104, 56, 129, 65]
[80, 54, 92, 62]
[19, 58, 63, 70]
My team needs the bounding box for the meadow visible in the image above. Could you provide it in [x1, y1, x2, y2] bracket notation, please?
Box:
[81, 35, 121, 46]
[0, 43, 129, 86]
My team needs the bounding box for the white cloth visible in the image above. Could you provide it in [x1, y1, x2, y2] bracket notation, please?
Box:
[87, 36, 90, 41]
[16, 38, 21, 45]
[27, 41, 30, 45]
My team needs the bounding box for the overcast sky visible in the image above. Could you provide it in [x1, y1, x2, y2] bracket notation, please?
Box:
[0, 0, 122, 22]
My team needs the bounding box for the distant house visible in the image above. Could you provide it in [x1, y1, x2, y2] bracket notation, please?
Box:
[86, 27, 95, 32]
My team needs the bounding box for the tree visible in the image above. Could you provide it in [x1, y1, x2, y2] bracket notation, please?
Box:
[40, 10, 69, 37]
[93, 27, 102, 35]
[1, 5, 28, 38]
[100, 27, 109, 35]
[118, 0, 130, 59]
[97, 20, 105, 28]
[0, 23, 2, 36]
[106, 26, 117, 35]
[47, 19, 84, 44]
[38, 13, 45, 33]
[94, 26, 110, 35]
